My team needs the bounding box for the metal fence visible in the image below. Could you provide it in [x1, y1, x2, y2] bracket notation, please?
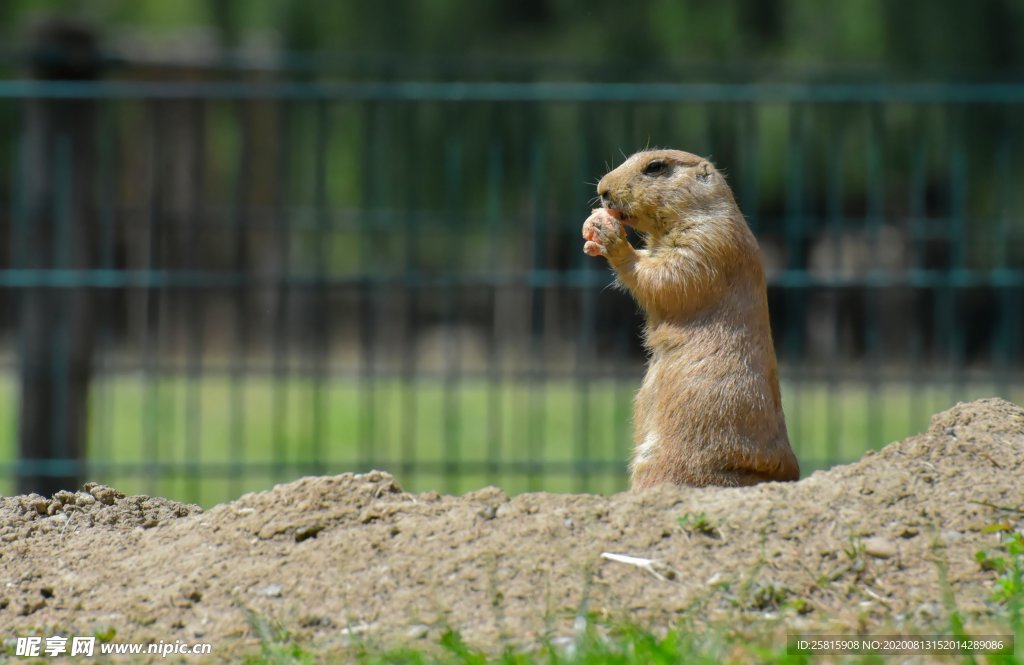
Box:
[1, 79, 1022, 505]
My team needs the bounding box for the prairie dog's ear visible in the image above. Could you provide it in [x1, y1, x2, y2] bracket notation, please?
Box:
[695, 161, 713, 182]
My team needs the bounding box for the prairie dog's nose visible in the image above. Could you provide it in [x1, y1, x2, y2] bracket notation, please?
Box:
[599, 189, 611, 206]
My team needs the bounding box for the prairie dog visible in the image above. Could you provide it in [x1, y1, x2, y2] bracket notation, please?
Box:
[582, 149, 799, 489]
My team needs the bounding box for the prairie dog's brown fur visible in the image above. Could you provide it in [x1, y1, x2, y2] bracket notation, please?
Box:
[582, 149, 799, 489]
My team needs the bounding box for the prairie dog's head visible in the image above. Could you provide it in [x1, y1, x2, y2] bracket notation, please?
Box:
[597, 149, 737, 236]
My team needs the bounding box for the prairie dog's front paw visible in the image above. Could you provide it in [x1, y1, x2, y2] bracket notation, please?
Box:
[582, 208, 628, 259]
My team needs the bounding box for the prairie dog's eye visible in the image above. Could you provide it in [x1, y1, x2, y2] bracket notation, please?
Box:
[642, 160, 670, 176]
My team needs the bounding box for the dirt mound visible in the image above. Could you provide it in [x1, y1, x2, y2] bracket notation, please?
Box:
[1, 483, 200, 531]
[1, 398, 1022, 660]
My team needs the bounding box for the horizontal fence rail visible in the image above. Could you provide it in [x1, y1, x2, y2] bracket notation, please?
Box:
[1, 79, 1022, 505]
[5, 80, 1024, 102]
[0, 268, 1022, 289]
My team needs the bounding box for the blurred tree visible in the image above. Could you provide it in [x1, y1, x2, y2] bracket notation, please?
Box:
[2, 0, 1022, 80]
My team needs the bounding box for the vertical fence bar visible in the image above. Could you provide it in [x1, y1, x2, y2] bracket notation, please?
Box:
[312, 100, 329, 475]
[52, 136, 73, 479]
[142, 100, 162, 496]
[573, 105, 595, 493]
[185, 99, 205, 503]
[398, 102, 420, 487]
[907, 108, 928, 446]
[783, 102, 806, 450]
[485, 140, 504, 488]
[10, 124, 26, 482]
[930, 109, 948, 400]
[357, 100, 376, 478]
[272, 100, 292, 484]
[399, 216, 419, 483]
[393, 98, 420, 488]
[994, 105, 1015, 396]
[1004, 105, 1022, 381]
[229, 99, 251, 498]
[824, 104, 844, 467]
[442, 131, 464, 493]
[947, 105, 967, 400]
[526, 137, 545, 490]
[93, 99, 117, 479]
[864, 104, 884, 450]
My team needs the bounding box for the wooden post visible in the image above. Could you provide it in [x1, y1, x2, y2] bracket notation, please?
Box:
[17, 20, 101, 495]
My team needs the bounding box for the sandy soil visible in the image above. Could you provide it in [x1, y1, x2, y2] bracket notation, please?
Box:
[1, 398, 1022, 661]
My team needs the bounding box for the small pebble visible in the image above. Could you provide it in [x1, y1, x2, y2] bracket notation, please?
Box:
[864, 537, 898, 559]
[258, 584, 282, 598]
[340, 622, 371, 636]
[941, 530, 963, 544]
[406, 624, 430, 639]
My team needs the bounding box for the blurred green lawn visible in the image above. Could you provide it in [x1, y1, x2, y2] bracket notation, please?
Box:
[0, 373, 1020, 507]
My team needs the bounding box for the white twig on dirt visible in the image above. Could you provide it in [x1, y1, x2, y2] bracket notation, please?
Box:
[600, 552, 676, 582]
[340, 621, 373, 636]
[861, 585, 893, 609]
[58, 512, 74, 546]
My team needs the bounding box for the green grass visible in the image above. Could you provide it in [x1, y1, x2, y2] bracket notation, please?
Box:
[0, 371, 1021, 506]
[240, 618, 803, 665]
[243, 603, 1024, 665]
[355, 625, 796, 665]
